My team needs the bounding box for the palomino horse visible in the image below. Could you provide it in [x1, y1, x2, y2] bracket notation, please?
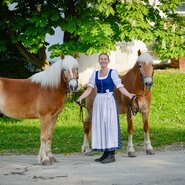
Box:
[81, 51, 154, 157]
[0, 55, 79, 164]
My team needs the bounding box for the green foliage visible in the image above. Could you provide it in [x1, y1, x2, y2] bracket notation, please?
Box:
[0, 0, 185, 65]
[43, 1, 185, 59]
[153, 15, 185, 60]
[8, 2, 60, 54]
[0, 69, 185, 154]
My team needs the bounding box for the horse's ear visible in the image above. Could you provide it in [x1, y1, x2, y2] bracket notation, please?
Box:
[73, 52, 79, 59]
[60, 54, 65, 60]
[138, 50, 142, 56]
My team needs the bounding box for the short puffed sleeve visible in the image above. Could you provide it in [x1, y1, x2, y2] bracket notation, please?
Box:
[111, 69, 124, 88]
[88, 71, 96, 88]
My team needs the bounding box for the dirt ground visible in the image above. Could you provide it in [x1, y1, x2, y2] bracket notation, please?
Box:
[0, 144, 185, 185]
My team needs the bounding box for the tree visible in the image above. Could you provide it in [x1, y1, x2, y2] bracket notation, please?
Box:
[0, 0, 62, 69]
[0, 0, 184, 69]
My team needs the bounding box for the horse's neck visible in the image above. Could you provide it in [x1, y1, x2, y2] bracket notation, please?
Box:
[58, 78, 68, 95]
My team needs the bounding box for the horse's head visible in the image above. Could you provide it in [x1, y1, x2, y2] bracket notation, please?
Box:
[61, 54, 79, 92]
[137, 50, 154, 90]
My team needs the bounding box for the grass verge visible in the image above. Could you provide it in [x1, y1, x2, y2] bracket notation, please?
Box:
[0, 69, 185, 154]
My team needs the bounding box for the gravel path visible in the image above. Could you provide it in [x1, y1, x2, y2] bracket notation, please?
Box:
[0, 147, 185, 185]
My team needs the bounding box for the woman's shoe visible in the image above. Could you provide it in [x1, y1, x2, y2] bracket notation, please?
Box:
[94, 151, 108, 162]
[101, 151, 115, 164]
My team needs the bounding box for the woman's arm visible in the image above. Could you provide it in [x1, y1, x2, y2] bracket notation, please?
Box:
[118, 87, 135, 99]
[111, 69, 135, 99]
[77, 86, 93, 104]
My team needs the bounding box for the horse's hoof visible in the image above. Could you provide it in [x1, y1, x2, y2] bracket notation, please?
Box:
[82, 147, 92, 156]
[49, 156, 57, 163]
[37, 156, 42, 164]
[146, 149, 155, 155]
[42, 159, 52, 165]
[85, 151, 93, 156]
[128, 152, 136, 157]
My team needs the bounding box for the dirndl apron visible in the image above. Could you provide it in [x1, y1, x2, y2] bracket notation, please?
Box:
[92, 69, 122, 152]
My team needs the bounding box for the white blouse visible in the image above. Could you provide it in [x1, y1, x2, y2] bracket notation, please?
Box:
[88, 69, 124, 89]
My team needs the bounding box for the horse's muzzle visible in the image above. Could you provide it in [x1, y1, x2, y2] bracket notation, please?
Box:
[69, 84, 78, 92]
[144, 77, 153, 89]
[67, 78, 78, 92]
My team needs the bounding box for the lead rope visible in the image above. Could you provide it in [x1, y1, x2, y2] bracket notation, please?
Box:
[76, 101, 92, 125]
[129, 96, 139, 116]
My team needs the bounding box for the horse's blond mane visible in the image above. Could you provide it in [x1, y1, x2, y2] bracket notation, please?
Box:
[30, 56, 78, 88]
[137, 52, 153, 64]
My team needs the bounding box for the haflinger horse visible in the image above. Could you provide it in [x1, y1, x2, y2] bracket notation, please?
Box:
[0, 54, 79, 165]
[81, 50, 154, 157]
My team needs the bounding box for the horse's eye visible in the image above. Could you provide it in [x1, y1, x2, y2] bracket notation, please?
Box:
[138, 64, 142, 68]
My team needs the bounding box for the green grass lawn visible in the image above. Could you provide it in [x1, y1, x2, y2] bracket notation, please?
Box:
[0, 69, 185, 154]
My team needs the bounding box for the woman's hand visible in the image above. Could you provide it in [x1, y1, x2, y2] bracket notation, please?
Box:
[129, 93, 136, 100]
[118, 87, 136, 100]
[76, 97, 83, 105]
[76, 86, 93, 106]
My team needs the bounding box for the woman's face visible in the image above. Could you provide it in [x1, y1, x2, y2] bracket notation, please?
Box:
[99, 54, 109, 68]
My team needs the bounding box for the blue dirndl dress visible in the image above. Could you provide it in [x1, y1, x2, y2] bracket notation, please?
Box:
[90, 69, 122, 152]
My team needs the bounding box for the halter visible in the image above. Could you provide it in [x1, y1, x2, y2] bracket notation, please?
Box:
[137, 64, 154, 84]
[136, 63, 154, 97]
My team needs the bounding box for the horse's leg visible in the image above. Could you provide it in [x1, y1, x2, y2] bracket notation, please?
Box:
[45, 115, 58, 163]
[126, 109, 136, 157]
[82, 119, 92, 155]
[142, 111, 154, 155]
[38, 114, 52, 165]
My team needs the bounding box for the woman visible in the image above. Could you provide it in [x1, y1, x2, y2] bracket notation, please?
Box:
[77, 53, 135, 164]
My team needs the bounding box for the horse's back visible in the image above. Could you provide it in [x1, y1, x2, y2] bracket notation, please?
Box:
[0, 78, 38, 100]
[0, 77, 67, 119]
[0, 78, 39, 118]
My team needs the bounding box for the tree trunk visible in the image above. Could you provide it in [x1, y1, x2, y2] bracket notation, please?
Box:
[63, 0, 79, 43]
[15, 42, 49, 70]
